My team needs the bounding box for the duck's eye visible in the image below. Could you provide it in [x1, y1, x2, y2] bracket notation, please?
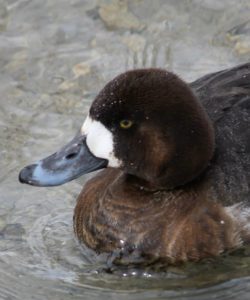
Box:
[119, 119, 133, 129]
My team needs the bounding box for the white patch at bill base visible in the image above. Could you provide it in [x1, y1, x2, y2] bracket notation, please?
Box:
[81, 115, 122, 167]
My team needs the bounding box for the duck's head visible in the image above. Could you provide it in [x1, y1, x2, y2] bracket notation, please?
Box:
[19, 69, 214, 190]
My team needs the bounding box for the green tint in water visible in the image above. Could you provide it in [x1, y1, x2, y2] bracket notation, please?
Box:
[0, 0, 250, 299]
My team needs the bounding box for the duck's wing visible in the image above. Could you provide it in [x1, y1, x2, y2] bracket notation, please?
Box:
[190, 63, 250, 205]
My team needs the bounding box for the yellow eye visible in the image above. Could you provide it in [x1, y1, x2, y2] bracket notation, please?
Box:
[120, 119, 133, 129]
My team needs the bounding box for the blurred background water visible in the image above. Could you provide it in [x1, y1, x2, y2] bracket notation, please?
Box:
[0, 0, 250, 299]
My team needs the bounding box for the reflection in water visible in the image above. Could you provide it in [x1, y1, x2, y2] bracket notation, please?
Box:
[0, 0, 250, 299]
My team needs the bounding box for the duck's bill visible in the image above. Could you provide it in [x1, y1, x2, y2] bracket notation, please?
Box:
[19, 132, 108, 187]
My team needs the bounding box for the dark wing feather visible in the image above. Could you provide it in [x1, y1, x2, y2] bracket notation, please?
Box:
[190, 63, 250, 205]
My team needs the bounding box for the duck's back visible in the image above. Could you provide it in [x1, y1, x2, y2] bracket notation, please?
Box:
[191, 63, 250, 205]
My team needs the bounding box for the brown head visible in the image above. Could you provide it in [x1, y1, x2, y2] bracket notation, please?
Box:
[19, 69, 214, 190]
[83, 69, 215, 189]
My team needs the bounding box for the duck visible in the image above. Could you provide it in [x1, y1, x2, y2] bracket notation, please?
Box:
[19, 63, 250, 264]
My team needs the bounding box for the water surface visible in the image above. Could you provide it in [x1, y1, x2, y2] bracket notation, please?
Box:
[1, 0, 250, 299]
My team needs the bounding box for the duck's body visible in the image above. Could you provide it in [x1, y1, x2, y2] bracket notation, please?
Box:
[74, 168, 241, 263]
[19, 63, 250, 264]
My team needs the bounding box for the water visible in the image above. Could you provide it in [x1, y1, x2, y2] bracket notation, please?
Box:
[0, 0, 250, 299]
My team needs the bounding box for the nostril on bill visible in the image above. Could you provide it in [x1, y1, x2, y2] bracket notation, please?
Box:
[65, 152, 78, 160]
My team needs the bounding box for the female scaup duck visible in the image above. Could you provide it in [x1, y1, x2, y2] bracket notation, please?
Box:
[19, 63, 250, 264]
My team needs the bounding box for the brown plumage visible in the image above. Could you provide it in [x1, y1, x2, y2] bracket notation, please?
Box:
[19, 63, 250, 264]
[74, 168, 241, 263]
[73, 64, 250, 263]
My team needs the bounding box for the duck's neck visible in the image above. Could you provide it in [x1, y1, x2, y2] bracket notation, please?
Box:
[124, 174, 171, 192]
[123, 170, 208, 194]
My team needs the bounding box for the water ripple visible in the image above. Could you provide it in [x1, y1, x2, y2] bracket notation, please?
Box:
[1, 0, 250, 299]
